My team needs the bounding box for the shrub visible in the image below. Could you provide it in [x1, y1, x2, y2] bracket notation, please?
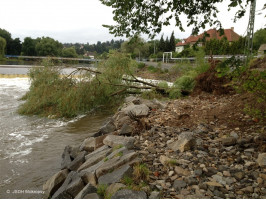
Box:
[174, 75, 195, 92]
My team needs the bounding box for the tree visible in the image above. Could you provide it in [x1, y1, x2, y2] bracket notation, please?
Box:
[100, 0, 252, 38]
[121, 35, 149, 59]
[62, 47, 78, 58]
[253, 28, 266, 50]
[22, 37, 38, 56]
[169, 31, 176, 52]
[165, 36, 171, 52]
[35, 37, 63, 56]
[9, 38, 22, 55]
[0, 28, 12, 54]
[158, 35, 165, 52]
[0, 36, 6, 58]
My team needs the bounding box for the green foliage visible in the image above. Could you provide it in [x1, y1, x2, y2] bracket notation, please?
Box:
[141, 89, 163, 100]
[174, 75, 195, 92]
[18, 52, 137, 118]
[97, 184, 108, 198]
[100, 0, 249, 38]
[158, 81, 169, 89]
[137, 62, 145, 69]
[35, 37, 63, 56]
[22, 37, 38, 56]
[241, 69, 266, 119]
[103, 157, 109, 162]
[0, 36, 6, 58]
[253, 29, 266, 50]
[62, 47, 78, 58]
[122, 176, 134, 186]
[121, 35, 150, 59]
[204, 37, 245, 55]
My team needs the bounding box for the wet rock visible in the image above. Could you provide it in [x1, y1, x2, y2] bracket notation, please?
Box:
[61, 146, 72, 170]
[119, 124, 133, 136]
[43, 169, 69, 198]
[222, 137, 237, 146]
[98, 164, 132, 185]
[100, 120, 116, 135]
[80, 137, 95, 152]
[111, 189, 147, 199]
[122, 104, 149, 118]
[173, 180, 187, 191]
[106, 183, 126, 197]
[174, 166, 191, 176]
[103, 135, 135, 149]
[74, 183, 97, 199]
[68, 151, 86, 171]
[168, 132, 195, 152]
[257, 153, 266, 167]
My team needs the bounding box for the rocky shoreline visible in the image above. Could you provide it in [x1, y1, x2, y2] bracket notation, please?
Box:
[43, 95, 266, 199]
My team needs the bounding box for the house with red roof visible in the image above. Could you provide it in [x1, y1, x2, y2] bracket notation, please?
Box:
[175, 27, 240, 53]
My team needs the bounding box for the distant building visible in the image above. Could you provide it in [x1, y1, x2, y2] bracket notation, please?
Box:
[175, 27, 240, 53]
[258, 44, 266, 57]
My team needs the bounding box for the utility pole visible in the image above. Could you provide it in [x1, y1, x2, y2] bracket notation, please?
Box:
[244, 0, 256, 63]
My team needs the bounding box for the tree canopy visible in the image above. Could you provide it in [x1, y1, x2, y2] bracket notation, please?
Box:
[0, 36, 6, 58]
[253, 28, 266, 50]
[35, 37, 63, 56]
[100, 0, 252, 38]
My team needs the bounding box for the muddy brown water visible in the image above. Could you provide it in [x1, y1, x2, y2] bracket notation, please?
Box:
[0, 75, 112, 198]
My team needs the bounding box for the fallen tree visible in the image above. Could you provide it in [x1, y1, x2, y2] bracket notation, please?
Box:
[18, 52, 178, 118]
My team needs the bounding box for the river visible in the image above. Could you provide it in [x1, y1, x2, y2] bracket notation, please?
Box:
[0, 69, 111, 198]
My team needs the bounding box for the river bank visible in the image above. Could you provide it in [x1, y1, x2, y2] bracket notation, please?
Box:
[43, 93, 266, 199]
[0, 77, 113, 199]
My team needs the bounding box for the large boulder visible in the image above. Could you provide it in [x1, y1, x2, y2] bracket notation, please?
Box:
[51, 171, 84, 199]
[257, 153, 266, 167]
[43, 169, 69, 198]
[100, 120, 116, 134]
[122, 104, 149, 118]
[119, 124, 134, 136]
[68, 151, 86, 171]
[80, 137, 95, 152]
[111, 189, 147, 199]
[74, 183, 97, 199]
[168, 132, 195, 152]
[98, 164, 132, 185]
[103, 135, 135, 149]
[78, 146, 112, 172]
[95, 151, 137, 178]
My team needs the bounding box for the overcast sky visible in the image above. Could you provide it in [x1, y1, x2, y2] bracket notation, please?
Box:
[0, 0, 265, 44]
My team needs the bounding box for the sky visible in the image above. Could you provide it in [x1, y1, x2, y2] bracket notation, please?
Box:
[0, 0, 265, 44]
